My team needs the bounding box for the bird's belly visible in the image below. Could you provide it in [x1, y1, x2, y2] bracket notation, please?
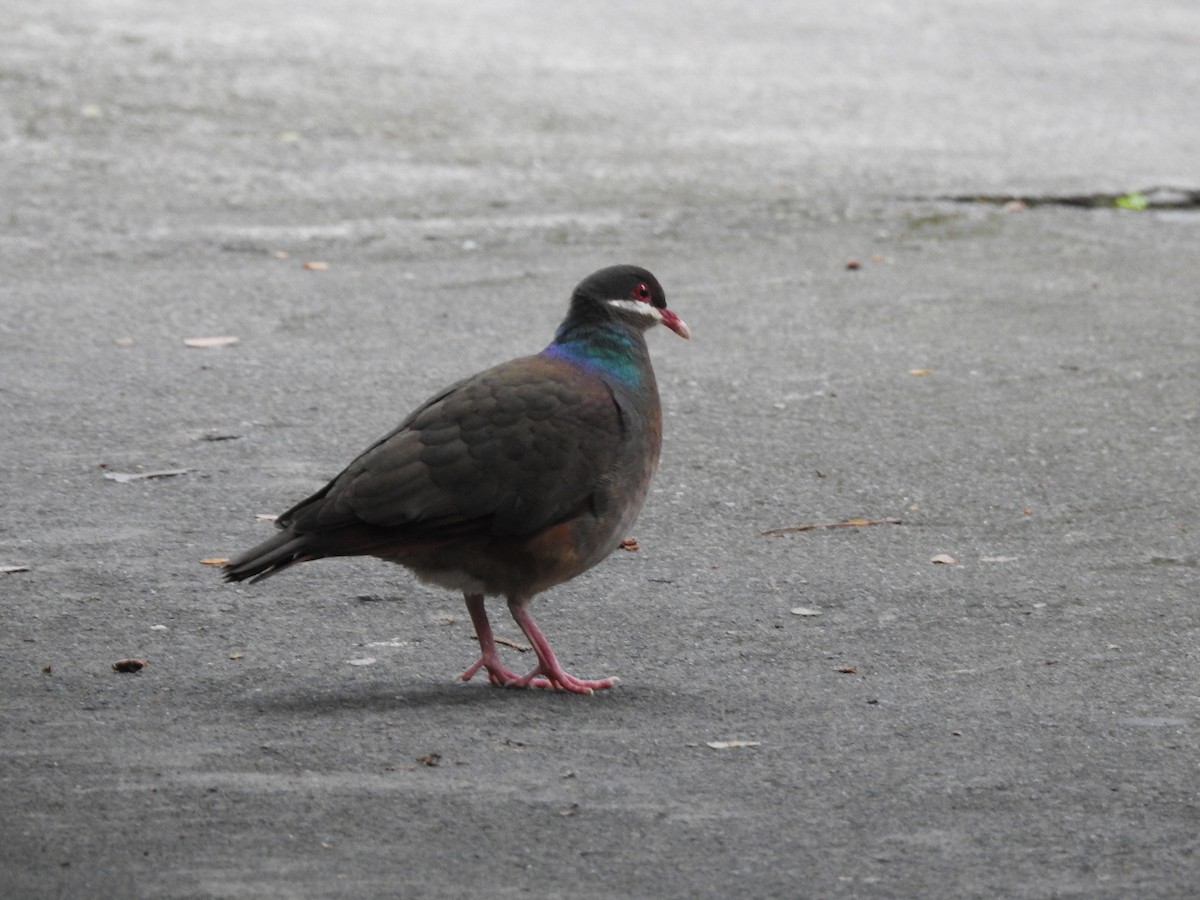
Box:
[377, 498, 643, 600]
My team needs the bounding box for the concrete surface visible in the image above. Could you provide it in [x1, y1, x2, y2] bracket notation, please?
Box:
[3, 1, 1199, 897]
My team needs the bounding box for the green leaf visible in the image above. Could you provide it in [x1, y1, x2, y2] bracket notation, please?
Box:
[1114, 191, 1149, 211]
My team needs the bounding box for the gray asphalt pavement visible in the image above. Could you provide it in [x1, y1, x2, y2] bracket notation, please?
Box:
[3, 1, 1199, 897]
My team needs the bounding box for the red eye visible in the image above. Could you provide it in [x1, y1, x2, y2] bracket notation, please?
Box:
[632, 282, 652, 303]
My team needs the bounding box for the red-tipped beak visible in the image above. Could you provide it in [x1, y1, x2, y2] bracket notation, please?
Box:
[659, 308, 691, 340]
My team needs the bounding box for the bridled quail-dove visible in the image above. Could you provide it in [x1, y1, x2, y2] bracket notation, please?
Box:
[223, 265, 689, 694]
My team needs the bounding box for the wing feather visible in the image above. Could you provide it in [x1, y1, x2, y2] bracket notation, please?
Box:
[279, 355, 622, 541]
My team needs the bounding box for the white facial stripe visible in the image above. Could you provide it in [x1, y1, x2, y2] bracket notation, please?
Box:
[604, 298, 663, 322]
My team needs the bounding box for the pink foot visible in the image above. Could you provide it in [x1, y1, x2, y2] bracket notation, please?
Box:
[509, 665, 619, 695]
[461, 654, 613, 693]
[459, 593, 618, 694]
[506, 597, 619, 695]
[459, 593, 552, 688]
[460, 654, 541, 687]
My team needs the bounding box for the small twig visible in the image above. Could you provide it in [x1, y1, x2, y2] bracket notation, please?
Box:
[761, 517, 902, 536]
[103, 468, 190, 484]
[495, 637, 530, 653]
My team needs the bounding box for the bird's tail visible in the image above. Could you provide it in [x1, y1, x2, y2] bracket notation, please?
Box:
[222, 529, 315, 584]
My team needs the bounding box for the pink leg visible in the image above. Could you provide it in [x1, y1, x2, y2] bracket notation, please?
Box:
[459, 593, 550, 688]
[506, 597, 619, 695]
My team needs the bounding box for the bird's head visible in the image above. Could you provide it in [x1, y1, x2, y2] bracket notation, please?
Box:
[571, 265, 690, 340]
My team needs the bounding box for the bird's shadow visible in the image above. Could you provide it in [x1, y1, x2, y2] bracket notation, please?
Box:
[238, 676, 638, 718]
